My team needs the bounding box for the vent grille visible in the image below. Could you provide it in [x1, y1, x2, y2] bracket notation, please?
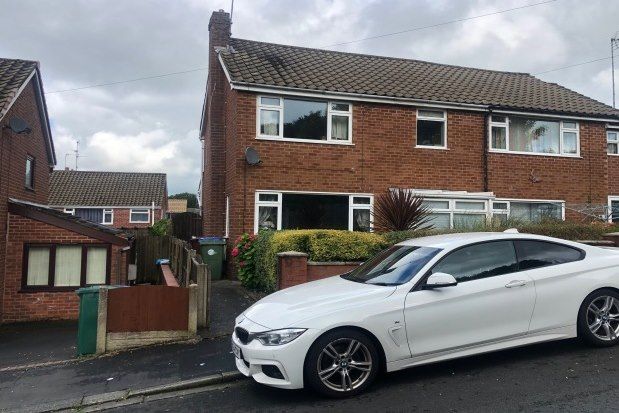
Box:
[235, 327, 250, 344]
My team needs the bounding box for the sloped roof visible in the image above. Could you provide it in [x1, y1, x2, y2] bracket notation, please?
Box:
[0, 58, 37, 120]
[219, 38, 619, 119]
[49, 170, 167, 207]
[8, 199, 129, 246]
[0, 58, 56, 165]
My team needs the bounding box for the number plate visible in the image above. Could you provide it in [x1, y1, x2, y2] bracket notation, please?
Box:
[232, 342, 243, 360]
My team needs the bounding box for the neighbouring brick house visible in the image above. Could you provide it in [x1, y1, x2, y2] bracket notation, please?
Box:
[0, 58, 129, 323]
[201, 11, 619, 264]
[48, 170, 168, 230]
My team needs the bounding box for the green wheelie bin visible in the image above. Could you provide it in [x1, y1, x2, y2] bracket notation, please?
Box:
[198, 237, 226, 280]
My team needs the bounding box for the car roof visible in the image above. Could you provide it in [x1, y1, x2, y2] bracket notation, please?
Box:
[396, 232, 577, 250]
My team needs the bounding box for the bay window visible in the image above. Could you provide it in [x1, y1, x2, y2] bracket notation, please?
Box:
[257, 96, 352, 143]
[421, 196, 564, 228]
[489, 115, 579, 156]
[608, 131, 619, 154]
[421, 199, 488, 229]
[23, 244, 109, 290]
[416, 110, 446, 148]
[254, 192, 372, 233]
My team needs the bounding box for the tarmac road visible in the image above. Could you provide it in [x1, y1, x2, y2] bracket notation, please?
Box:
[113, 337, 618, 412]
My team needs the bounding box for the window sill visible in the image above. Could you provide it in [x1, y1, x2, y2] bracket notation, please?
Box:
[129, 222, 150, 224]
[256, 136, 354, 146]
[489, 150, 581, 158]
[608, 153, 619, 156]
[415, 145, 448, 151]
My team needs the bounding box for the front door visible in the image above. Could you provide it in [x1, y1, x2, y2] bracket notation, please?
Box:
[404, 240, 536, 356]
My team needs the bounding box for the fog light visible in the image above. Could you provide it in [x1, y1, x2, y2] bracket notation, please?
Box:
[261, 364, 284, 379]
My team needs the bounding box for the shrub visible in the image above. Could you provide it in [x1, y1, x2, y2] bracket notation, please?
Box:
[249, 229, 387, 292]
[382, 218, 614, 245]
[148, 219, 171, 236]
[232, 233, 260, 290]
[372, 189, 433, 232]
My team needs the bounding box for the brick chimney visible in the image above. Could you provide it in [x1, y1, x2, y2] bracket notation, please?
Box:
[201, 10, 231, 237]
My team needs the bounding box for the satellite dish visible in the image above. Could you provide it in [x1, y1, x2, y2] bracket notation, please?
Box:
[245, 146, 261, 165]
[8, 117, 30, 134]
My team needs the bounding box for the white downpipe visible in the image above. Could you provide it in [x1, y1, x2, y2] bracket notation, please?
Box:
[151, 201, 155, 225]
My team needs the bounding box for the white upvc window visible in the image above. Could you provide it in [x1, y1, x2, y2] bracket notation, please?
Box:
[608, 131, 619, 155]
[102, 209, 113, 225]
[421, 198, 488, 229]
[254, 192, 282, 233]
[349, 195, 373, 232]
[63, 208, 75, 215]
[488, 115, 579, 156]
[256, 96, 353, 144]
[493, 199, 564, 222]
[489, 115, 508, 150]
[416, 109, 447, 149]
[254, 191, 373, 233]
[130, 208, 150, 224]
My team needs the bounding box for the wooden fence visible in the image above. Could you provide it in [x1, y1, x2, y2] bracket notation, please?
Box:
[133, 234, 210, 328]
[170, 212, 203, 241]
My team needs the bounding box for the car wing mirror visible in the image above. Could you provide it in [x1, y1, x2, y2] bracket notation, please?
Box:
[423, 272, 458, 290]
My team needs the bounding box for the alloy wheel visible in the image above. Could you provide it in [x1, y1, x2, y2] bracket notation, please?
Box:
[587, 296, 619, 341]
[316, 338, 373, 392]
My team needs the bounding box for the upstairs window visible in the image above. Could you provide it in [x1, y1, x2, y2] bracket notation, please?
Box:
[257, 96, 352, 143]
[130, 208, 150, 223]
[416, 110, 447, 148]
[608, 131, 619, 154]
[25, 156, 34, 189]
[102, 209, 114, 225]
[489, 115, 579, 156]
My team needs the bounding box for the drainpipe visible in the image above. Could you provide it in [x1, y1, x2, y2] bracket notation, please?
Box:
[151, 201, 155, 225]
[483, 109, 491, 192]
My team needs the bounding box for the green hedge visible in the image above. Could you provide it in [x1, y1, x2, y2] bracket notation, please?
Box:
[251, 230, 387, 292]
[243, 220, 617, 292]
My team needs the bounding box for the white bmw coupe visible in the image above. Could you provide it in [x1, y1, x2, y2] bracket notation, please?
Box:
[232, 232, 619, 397]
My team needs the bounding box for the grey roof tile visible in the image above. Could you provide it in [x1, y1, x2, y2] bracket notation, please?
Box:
[220, 39, 619, 119]
[0, 58, 38, 119]
[49, 170, 167, 207]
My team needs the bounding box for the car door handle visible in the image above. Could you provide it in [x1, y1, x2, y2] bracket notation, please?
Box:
[505, 280, 527, 288]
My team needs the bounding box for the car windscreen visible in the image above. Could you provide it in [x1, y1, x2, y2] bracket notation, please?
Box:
[342, 245, 442, 286]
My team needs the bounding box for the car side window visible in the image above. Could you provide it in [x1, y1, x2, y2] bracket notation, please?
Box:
[514, 240, 583, 271]
[432, 241, 518, 283]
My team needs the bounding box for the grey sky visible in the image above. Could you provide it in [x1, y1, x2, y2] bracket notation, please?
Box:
[1, 0, 618, 195]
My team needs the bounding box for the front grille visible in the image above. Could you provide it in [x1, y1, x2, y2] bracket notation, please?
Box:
[235, 327, 250, 344]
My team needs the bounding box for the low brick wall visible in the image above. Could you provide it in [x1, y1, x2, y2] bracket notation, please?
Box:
[277, 251, 361, 289]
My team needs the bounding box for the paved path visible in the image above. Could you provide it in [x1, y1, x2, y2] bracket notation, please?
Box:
[113, 338, 619, 412]
[0, 321, 77, 369]
[0, 280, 257, 411]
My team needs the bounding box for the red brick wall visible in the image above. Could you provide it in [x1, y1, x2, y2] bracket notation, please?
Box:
[2, 213, 126, 323]
[277, 253, 360, 289]
[216, 91, 612, 246]
[0, 78, 53, 322]
[53, 207, 165, 230]
[201, 11, 231, 237]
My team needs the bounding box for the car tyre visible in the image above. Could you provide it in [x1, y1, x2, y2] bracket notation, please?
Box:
[577, 288, 619, 347]
[304, 328, 380, 397]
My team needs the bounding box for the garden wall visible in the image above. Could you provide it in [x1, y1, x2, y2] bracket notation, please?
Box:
[277, 251, 360, 289]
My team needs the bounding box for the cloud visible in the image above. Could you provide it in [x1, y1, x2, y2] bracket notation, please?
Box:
[1, 0, 618, 195]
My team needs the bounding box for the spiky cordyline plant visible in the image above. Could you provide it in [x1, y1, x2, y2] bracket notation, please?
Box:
[372, 189, 433, 232]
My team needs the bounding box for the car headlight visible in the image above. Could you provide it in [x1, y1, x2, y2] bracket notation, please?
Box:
[251, 328, 306, 346]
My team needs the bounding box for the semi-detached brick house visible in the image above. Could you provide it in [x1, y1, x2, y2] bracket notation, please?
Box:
[48, 170, 168, 230]
[201, 11, 619, 267]
[0, 59, 129, 323]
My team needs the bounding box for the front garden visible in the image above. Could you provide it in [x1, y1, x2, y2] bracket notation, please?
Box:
[232, 219, 619, 293]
